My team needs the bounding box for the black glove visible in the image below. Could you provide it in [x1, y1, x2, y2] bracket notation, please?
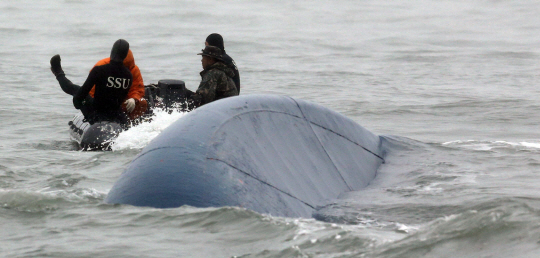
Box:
[50, 54, 65, 77]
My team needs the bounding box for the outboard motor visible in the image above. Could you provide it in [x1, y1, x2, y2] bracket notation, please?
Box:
[144, 79, 187, 111]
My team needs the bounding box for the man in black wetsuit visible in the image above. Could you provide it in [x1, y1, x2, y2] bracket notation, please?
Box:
[50, 39, 133, 124]
[205, 33, 241, 93]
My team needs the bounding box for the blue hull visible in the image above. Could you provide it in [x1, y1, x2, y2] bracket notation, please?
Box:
[105, 94, 384, 218]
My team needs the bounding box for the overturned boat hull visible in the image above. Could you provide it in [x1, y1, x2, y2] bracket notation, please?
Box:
[105, 94, 384, 218]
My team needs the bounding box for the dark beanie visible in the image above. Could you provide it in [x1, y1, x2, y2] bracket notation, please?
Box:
[206, 33, 224, 51]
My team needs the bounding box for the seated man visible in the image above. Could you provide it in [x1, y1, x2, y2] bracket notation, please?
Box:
[50, 39, 134, 124]
[188, 46, 238, 108]
[205, 33, 241, 93]
[50, 42, 147, 122]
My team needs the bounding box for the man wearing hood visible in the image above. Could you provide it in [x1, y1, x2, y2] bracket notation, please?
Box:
[205, 33, 240, 93]
[50, 39, 147, 122]
[189, 45, 238, 108]
[50, 39, 136, 124]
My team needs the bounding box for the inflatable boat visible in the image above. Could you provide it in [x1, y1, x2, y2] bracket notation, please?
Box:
[68, 79, 188, 150]
[105, 94, 385, 218]
[68, 112, 123, 150]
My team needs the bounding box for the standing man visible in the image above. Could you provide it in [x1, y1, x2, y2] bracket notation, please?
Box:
[205, 33, 241, 93]
[189, 46, 238, 108]
[51, 39, 134, 124]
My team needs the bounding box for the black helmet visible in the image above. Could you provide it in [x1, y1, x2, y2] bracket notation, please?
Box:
[110, 39, 130, 63]
[197, 46, 223, 61]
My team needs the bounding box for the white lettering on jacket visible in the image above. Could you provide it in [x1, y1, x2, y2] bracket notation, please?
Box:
[107, 77, 131, 89]
[107, 77, 114, 87]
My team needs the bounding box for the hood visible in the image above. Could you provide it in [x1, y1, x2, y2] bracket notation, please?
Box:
[209, 62, 235, 78]
[123, 49, 135, 69]
[110, 39, 129, 63]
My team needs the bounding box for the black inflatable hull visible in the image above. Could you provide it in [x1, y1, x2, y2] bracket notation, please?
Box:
[105, 95, 384, 218]
[68, 112, 123, 151]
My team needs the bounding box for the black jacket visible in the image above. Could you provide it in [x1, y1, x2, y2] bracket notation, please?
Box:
[73, 62, 133, 114]
[222, 52, 240, 93]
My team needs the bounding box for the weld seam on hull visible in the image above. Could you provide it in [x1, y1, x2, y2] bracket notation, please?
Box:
[206, 157, 316, 209]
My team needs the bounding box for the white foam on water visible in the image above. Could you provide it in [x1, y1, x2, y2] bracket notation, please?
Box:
[519, 141, 540, 149]
[442, 139, 540, 151]
[110, 109, 188, 151]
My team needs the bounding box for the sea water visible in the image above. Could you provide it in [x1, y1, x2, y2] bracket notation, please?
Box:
[2, 0, 540, 257]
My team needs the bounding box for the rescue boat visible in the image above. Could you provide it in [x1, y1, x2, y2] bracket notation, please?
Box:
[68, 79, 187, 150]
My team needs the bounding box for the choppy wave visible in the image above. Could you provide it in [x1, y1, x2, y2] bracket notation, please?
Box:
[0, 188, 105, 213]
[364, 198, 540, 258]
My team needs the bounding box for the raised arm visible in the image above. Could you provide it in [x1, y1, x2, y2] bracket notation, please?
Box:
[73, 68, 98, 109]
